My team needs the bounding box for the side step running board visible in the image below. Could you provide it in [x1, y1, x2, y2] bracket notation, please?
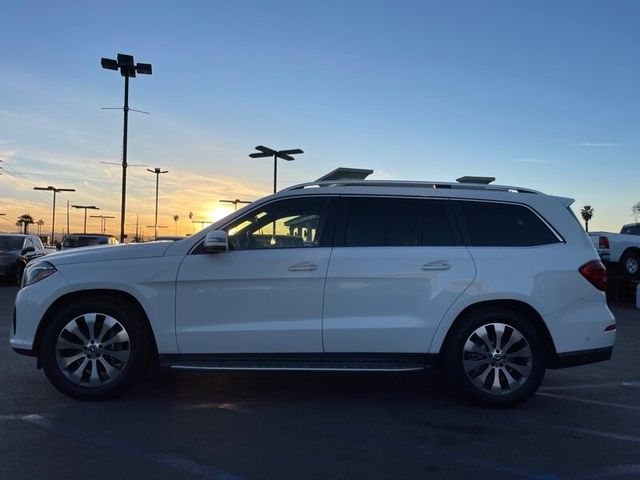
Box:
[169, 364, 426, 373]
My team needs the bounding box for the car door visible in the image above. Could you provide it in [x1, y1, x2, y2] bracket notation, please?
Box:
[175, 196, 336, 353]
[322, 196, 476, 353]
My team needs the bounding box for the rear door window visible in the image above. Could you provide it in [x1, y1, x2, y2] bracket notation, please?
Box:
[453, 200, 560, 247]
[337, 197, 458, 247]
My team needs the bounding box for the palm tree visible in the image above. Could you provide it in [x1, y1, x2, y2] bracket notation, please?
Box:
[36, 219, 45, 235]
[173, 214, 180, 235]
[16, 214, 34, 234]
[581, 205, 594, 232]
[188, 211, 194, 233]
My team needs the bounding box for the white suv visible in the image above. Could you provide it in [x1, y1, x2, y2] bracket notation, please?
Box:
[10, 178, 615, 406]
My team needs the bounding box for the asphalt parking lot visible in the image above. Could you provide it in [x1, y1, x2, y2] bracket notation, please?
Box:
[1, 285, 639, 480]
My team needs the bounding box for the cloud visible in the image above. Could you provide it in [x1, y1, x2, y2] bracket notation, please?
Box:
[578, 142, 617, 147]
[513, 158, 551, 164]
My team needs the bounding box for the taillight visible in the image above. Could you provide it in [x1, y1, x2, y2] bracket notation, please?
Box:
[579, 260, 607, 292]
[599, 236, 610, 249]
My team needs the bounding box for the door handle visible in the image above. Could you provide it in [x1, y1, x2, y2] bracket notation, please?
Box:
[421, 260, 451, 271]
[288, 261, 319, 272]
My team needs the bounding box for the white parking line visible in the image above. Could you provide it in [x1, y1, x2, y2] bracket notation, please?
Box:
[0, 414, 33, 421]
[560, 427, 640, 444]
[185, 403, 252, 413]
[541, 380, 640, 391]
[536, 392, 640, 411]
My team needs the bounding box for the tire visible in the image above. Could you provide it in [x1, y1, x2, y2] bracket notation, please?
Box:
[620, 251, 640, 278]
[444, 308, 546, 408]
[40, 297, 149, 400]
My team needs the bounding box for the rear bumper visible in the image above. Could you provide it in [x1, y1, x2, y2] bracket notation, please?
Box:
[11, 347, 35, 357]
[550, 346, 613, 369]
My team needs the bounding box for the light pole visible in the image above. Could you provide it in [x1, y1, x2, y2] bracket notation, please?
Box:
[72, 205, 99, 234]
[91, 215, 115, 235]
[101, 53, 152, 243]
[33, 186, 75, 243]
[191, 220, 211, 230]
[219, 199, 252, 211]
[146, 167, 169, 238]
[249, 146, 303, 193]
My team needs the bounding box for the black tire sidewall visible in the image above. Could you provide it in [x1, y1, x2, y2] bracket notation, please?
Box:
[621, 252, 640, 278]
[444, 308, 546, 408]
[40, 297, 147, 400]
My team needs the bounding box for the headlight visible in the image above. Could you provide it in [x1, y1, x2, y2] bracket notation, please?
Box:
[22, 261, 57, 287]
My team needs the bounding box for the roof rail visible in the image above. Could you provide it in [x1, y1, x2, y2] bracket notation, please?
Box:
[282, 180, 542, 194]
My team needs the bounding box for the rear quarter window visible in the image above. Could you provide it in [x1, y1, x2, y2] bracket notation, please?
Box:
[453, 200, 560, 247]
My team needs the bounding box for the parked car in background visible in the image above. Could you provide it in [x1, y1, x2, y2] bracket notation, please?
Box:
[58, 234, 118, 251]
[589, 224, 640, 277]
[0, 234, 47, 284]
[153, 235, 186, 242]
[11, 177, 614, 407]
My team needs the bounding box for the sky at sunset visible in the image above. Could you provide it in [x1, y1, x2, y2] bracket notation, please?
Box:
[1, 1, 639, 240]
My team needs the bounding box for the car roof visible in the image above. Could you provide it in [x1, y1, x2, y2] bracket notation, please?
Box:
[66, 233, 115, 237]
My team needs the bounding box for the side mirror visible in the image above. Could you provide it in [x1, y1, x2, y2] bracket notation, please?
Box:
[203, 230, 228, 254]
[22, 246, 36, 255]
[55, 242, 62, 251]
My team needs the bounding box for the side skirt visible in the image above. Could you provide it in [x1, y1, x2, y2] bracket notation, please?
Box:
[158, 353, 439, 372]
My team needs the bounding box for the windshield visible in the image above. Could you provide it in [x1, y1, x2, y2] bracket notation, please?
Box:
[0, 236, 23, 251]
[63, 236, 111, 248]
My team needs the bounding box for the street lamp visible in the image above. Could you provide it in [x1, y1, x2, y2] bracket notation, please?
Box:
[146, 167, 169, 238]
[33, 186, 75, 243]
[72, 205, 99, 234]
[249, 145, 303, 193]
[191, 220, 211, 230]
[90, 215, 115, 235]
[101, 53, 152, 243]
[219, 198, 252, 211]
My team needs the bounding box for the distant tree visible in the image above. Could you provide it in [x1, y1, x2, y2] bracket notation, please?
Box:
[173, 214, 180, 235]
[16, 214, 34, 234]
[581, 205, 594, 232]
[632, 202, 640, 222]
[188, 211, 194, 233]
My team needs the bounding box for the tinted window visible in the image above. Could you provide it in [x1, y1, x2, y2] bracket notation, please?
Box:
[63, 235, 110, 248]
[621, 225, 640, 235]
[454, 201, 559, 247]
[0, 236, 24, 251]
[225, 197, 332, 250]
[341, 197, 456, 247]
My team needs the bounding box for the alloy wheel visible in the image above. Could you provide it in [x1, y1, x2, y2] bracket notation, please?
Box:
[55, 313, 130, 387]
[462, 322, 533, 395]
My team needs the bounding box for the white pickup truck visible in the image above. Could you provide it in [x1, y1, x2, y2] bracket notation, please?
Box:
[589, 223, 640, 277]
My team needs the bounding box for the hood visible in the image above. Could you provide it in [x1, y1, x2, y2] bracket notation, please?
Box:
[44, 241, 173, 266]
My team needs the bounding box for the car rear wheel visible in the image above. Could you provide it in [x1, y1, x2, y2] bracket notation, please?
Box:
[41, 298, 148, 400]
[444, 308, 546, 407]
[621, 251, 640, 278]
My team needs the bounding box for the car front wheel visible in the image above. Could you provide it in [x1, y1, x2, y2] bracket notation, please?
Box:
[40, 298, 148, 400]
[444, 308, 546, 407]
